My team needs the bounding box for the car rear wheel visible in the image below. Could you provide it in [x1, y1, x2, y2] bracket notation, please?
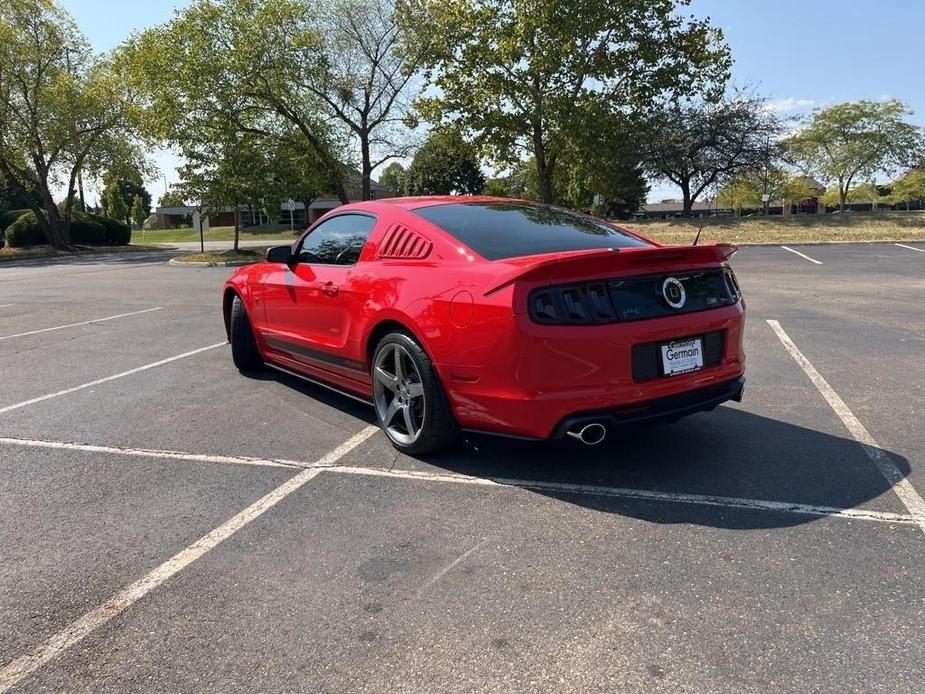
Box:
[372, 332, 459, 455]
[230, 295, 262, 372]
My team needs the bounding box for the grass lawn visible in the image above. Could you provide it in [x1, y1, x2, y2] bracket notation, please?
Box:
[623, 211, 925, 246]
[137, 225, 299, 244]
[170, 246, 271, 265]
[0, 244, 164, 263]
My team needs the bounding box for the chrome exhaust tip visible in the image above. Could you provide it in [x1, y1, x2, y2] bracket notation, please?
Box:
[566, 422, 607, 446]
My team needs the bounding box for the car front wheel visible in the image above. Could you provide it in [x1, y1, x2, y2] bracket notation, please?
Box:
[372, 332, 458, 455]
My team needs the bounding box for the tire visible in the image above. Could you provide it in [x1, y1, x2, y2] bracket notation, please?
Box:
[230, 295, 262, 372]
[371, 332, 459, 455]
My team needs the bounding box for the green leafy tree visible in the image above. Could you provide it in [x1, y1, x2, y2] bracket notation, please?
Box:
[482, 178, 509, 197]
[406, 0, 730, 203]
[787, 100, 924, 212]
[820, 181, 884, 209]
[181, 132, 331, 251]
[887, 167, 925, 210]
[557, 108, 648, 218]
[100, 169, 150, 225]
[378, 162, 406, 196]
[0, 0, 140, 248]
[0, 171, 40, 212]
[103, 182, 128, 223]
[119, 0, 352, 204]
[404, 127, 485, 195]
[157, 189, 188, 208]
[642, 94, 783, 216]
[131, 195, 146, 229]
[716, 176, 763, 214]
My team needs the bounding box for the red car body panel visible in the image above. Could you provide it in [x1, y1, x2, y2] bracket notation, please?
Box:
[224, 196, 745, 439]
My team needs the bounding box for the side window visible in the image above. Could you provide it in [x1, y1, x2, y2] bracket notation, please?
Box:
[298, 214, 376, 265]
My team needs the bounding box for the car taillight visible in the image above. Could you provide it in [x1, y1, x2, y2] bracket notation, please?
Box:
[527, 267, 742, 325]
[529, 282, 618, 325]
[722, 267, 741, 301]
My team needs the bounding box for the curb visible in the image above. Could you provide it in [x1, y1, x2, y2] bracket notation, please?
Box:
[167, 258, 257, 268]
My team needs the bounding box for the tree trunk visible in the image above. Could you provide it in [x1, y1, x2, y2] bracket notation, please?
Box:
[532, 125, 554, 204]
[234, 206, 240, 253]
[37, 185, 74, 250]
[78, 170, 86, 213]
[681, 181, 694, 217]
[361, 136, 372, 201]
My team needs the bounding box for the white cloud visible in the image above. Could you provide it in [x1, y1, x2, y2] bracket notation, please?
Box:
[765, 97, 818, 114]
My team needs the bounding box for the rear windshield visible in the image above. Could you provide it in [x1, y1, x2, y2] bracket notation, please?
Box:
[411, 202, 650, 260]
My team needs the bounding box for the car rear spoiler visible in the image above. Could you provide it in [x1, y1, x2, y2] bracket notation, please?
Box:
[484, 243, 738, 295]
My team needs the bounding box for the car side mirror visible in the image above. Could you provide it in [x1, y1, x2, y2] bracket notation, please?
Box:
[266, 245, 294, 264]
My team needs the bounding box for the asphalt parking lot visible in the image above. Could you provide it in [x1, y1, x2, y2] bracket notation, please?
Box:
[1, 241, 923, 693]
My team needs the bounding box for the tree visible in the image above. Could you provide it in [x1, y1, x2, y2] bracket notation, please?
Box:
[779, 176, 815, 214]
[641, 94, 783, 216]
[820, 181, 886, 209]
[787, 100, 924, 212]
[100, 169, 150, 225]
[120, 0, 352, 205]
[717, 176, 763, 215]
[131, 195, 146, 228]
[557, 108, 648, 218]
[103, 182, 128, 223]
[0, 0, 139, 248]
[407, 0, 730, 203]
[888, 167, 925, 210]
[404, 127, 485, 195]
[482, 178, 510, 197]
[180, 132, 332, 251]
[309, 0, 428, 199]
[0, 171, 40, 212]
[158, 189, 188, 208]
[378, 162, 405, 195]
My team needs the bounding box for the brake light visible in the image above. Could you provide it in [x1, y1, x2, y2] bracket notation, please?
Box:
[528, 267, 742, 325]
[529, 282, 617, 325]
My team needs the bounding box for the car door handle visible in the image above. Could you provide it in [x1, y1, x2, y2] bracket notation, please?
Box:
[320, 281, 338, 297]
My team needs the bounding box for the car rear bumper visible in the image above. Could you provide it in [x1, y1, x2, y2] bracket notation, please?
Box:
[548, 375, 745, 439]
[438, 302, 746, 439]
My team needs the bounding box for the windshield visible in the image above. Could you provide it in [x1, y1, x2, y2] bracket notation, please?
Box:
[411, 202, 650, 260]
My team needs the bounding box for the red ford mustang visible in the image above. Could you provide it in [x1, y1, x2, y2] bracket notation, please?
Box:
[223, 196, 745, 454]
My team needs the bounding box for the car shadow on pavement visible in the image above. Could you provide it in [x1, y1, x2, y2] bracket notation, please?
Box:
[417, 405, 911, 530]
[242, 368, 378, 425]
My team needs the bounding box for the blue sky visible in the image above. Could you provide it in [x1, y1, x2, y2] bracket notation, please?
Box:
[60, 0, 925, 204]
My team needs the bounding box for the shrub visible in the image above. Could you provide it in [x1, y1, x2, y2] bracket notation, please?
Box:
[4, 211, 121, 247]
[5, 213, 46, 246]
[0, 208, 31, 231]
[70, 212, 107, 245]
[90, 214, 131, 245]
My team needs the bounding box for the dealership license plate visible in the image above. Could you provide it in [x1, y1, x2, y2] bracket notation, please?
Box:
[660, 337, 704, 376]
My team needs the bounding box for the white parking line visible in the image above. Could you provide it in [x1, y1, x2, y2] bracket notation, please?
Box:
[780, 246, 823, 265]
[768, 319, 925, 536]
[0, 307, 162, 342]
[0, 425, 378, 693]
[0, 434, 918, 526]
[894, 243, 925, 253]
[0, 304, 14, 308]
[0, 343, 226, 415]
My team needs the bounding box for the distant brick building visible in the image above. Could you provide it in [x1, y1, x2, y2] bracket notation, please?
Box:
[155, 178, 394, 230]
